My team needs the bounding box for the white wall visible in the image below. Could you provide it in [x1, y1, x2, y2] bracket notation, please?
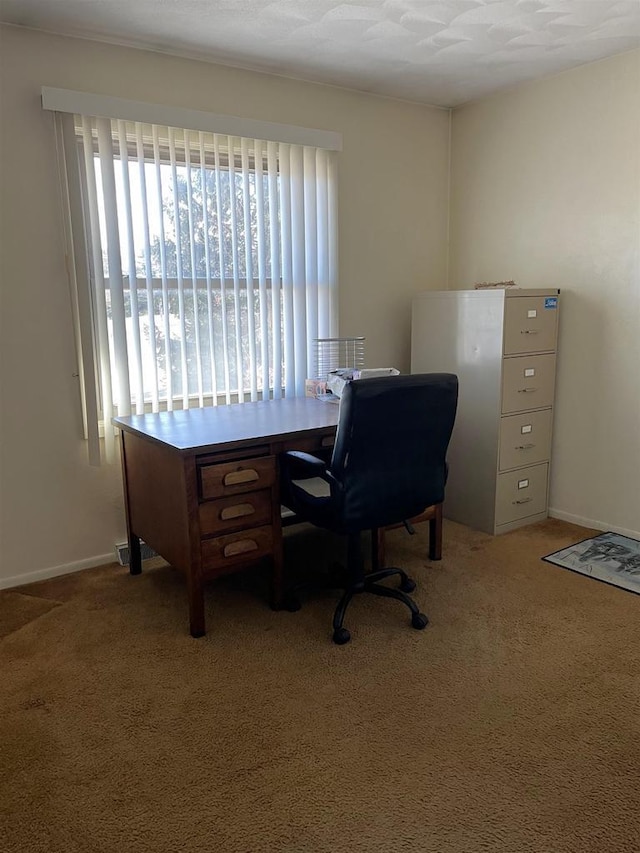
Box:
[0, 26, 450, 586]
[449, 50, 640, 537]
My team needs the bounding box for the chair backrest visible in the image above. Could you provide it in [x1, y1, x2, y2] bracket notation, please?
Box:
[330, 373, 458, 531]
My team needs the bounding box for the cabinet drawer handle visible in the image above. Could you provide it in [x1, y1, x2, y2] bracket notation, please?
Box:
[515, 443, 535, 450]
[220, 503, 255, 521]
[223, 468, 259, 486]
[321, 436, 335, 448]
[223, 539, 259, 557]
[512, 497, 533, 505]
[521, 329, 539, 334]
[517, 387, 538, 393]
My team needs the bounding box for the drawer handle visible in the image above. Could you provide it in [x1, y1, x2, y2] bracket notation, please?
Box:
[321, 436, 335, 448]
[521, 329, 539, 334]
[220, 503, 256, 521]
[517, 387, 538, 393]
[512, 497, 533, 505]
[223, 468, 259, 486]
[223, 539, 259, 557]
[515, 443, 536, 450]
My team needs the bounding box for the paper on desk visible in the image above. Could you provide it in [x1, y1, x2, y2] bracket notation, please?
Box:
[358, 368, 400, 380]
[327, 367, 400, 398]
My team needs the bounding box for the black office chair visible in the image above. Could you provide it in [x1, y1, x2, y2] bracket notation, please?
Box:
[280, 373, 458, 644]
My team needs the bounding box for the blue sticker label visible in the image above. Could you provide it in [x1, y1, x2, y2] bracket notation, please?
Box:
[544, 297, 558, 309]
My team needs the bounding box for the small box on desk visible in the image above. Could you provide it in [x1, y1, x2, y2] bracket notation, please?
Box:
[305, 378, 328, 398]
[326, 367, 400, 398]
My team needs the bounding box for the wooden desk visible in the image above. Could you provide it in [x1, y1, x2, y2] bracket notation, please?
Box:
[113, 398, 339, 637]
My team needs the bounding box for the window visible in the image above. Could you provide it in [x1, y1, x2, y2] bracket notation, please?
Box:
[48, 91, 339, 463]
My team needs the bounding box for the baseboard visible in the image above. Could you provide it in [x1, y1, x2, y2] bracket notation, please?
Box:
[548, 508, 640, 541]
[0, 553, 116, 592]
[3, 511, 636, 592]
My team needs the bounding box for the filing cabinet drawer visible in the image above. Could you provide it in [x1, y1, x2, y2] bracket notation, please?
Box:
[499, 409, 553, 471]
[504, 295, 559, 355]
[201, 525, 273, 574]
[199, 455, 276, 500]
[501, 354, 556, 414]
[495, 463, 548, 525]
[199, 489, 272, 536]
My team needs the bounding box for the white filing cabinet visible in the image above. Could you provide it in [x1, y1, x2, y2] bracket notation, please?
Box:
[411, 288, 560, 534]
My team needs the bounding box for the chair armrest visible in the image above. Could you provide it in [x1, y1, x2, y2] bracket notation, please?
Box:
[282, 450, 330, 481]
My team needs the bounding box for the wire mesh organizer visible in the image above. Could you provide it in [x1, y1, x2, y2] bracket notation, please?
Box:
[313, 337, 365, 379]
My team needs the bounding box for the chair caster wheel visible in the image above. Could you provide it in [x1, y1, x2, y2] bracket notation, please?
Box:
[400, 577, 416, 593]
[411, 612, 429, 630]
[333, 627, 351, 645]
[285, 594, 301, 612]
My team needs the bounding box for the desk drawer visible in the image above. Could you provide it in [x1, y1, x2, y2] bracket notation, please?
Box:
[199, 489, 272, 536]
[199, 455, 276, 500]
[501, 354, 556, 414]
[495, 463, 548, 525]
[201, 525, 273, 574]
[286, 431, 336, 455]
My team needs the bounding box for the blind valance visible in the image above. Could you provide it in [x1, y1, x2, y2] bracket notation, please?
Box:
[42, 87, 342, 150]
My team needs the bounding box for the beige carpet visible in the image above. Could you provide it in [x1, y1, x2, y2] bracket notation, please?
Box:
[0, 591, 61, 640]
[1, 519, 639, 853]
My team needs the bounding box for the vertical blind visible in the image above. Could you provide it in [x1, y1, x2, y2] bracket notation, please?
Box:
[56, 110, 338, 464]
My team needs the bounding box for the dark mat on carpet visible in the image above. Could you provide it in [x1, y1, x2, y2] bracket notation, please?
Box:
[543, 531, 640, 595]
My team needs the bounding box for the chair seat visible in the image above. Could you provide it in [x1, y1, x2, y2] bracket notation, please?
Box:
[291, 477, 331, 498]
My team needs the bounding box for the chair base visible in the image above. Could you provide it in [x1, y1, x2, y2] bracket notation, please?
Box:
[286, 566, 429, 645]
[331, 567, 428, 644]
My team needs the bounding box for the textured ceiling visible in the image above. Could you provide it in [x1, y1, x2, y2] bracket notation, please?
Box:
[2, 0, 639, 106]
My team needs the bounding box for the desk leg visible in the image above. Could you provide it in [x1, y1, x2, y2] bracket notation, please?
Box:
[376, 504, 442, 566]
[270, 548, 284, 610]
[187, 574, 206, 638]
[270, 482, 285, 610]
[429, 504, 443, 561]
[372, 529, 383, 572]
[129, 534, 142, 576]
[119, 431, 143, 576]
